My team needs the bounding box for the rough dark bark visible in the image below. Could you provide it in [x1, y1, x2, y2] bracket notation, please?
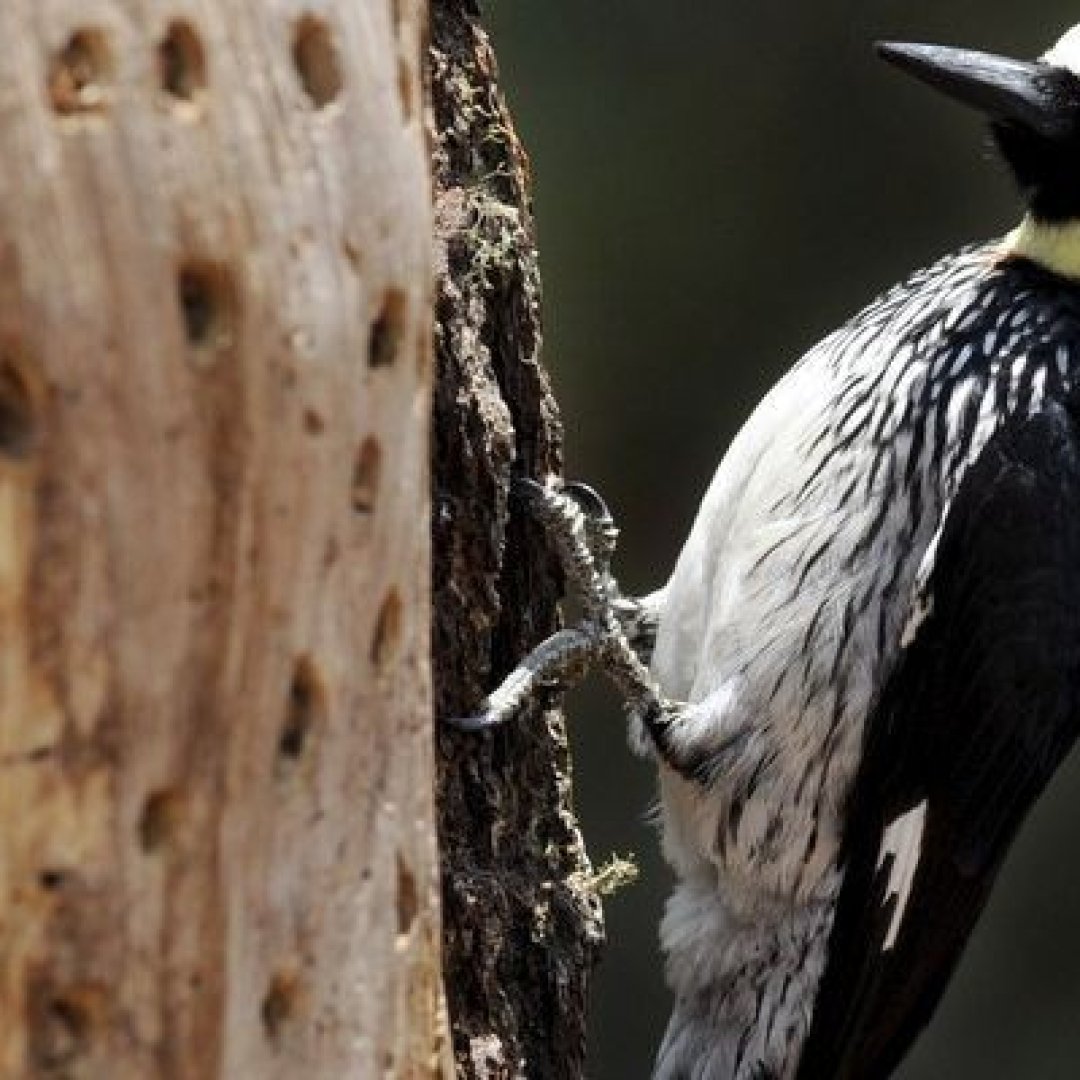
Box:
[430, 2, 604, 1077]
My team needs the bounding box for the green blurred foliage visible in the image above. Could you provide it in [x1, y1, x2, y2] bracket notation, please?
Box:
[483, 3, 1080, 1077]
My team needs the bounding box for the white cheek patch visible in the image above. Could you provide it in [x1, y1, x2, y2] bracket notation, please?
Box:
[1043, 24, 1080, 74]
[876, 800, 929, 952]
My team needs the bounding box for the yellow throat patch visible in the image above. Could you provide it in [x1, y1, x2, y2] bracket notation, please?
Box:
[1003, 216, 1080, 281]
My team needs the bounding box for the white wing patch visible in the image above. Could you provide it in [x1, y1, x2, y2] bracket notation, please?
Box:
[899, 519, 943, 649]
[876, 800, 929, 952]
[1043, 24, 1080, 74]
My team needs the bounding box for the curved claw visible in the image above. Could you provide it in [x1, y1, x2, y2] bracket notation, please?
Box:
[445, 709, 508, 732]
[562, 481, 614, 527]
[511, 476, 550, 502]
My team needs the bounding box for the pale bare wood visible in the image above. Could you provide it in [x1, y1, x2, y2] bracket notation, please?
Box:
[0, 2, 447, 1077]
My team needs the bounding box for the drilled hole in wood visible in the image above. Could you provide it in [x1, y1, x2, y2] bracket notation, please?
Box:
[397, 57, 415, 120]
[139, 789, 183, 853]
[371, 588, 402, 669]
[414, 322, 432, 377]
[39, 869, 68, 892]
[343, 236, 363, 272]
[351, 438, 381, 514]
[292, 15, 343, 108]
[50, 996, 91, 1049]
[28, 982, 104, 1068]
[280, 656, 324, 762]
[396, 855, 418, 936]
[178, 259, 236, 358]
[0, 356, 39, 459]
[158, 19, 206, 103]
[48, 28, 114, 116]
[368, 287, 407, 368]
[261, 969, 301, 1040]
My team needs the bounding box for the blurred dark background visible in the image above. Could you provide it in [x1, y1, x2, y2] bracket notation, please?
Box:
[482, 2, 1080, 1078]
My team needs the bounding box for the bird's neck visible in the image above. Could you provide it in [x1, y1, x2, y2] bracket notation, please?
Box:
[1003, 214, 1080, 280]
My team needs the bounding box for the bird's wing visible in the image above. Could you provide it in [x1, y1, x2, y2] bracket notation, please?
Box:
[796, 398, 1080, 1080]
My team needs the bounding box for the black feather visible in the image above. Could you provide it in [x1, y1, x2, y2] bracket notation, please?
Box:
[797, 398, 1080, 1080]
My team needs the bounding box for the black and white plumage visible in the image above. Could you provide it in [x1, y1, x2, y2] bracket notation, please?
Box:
[651, 27, 1080, 1080]
[452, 22, 1080, 1080]
[652, 244, 1080, 1080]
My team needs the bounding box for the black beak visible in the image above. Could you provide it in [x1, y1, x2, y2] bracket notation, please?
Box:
[876, 42, 1067, 139]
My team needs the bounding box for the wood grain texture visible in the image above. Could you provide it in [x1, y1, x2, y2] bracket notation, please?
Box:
[0, 2, 446, 1077]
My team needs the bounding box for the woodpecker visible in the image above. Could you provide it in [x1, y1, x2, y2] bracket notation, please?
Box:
[454, 24, 1080, 1080]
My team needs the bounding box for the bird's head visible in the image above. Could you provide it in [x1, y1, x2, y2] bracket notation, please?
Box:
[879, 26, 1080, 276]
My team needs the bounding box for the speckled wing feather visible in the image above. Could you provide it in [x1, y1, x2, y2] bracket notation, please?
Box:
[797, 398, 1080, 1080]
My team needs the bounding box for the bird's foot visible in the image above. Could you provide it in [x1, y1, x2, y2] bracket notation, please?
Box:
[448, 475, 676, 733]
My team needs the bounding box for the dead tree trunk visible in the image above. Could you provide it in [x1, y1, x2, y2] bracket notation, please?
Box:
[0, 3, 446, 1077]
[431, 3, 604, 1078]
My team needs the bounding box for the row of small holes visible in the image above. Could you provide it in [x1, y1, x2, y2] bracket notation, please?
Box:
[348, 286, 405, 522]
[134, 610, 399, 837]
[0, 297, 403, 437]
[257, 862, 420, 1044]
[177, 266, 406, 353]
[46, 19, 401, 746]
[36, 12, 407, 1055]
[31, 969, 308, 1054]
[40, 624, 402, 1053]
[176, 267, 406, 355]
[47, 23, 203, 113]
[31, 969, 310, 1056]
[47, 16, 350, 115]
[127, 590, 406, 1043]
[46, 18, 409, 514]
[176, 263, 399, 522]
[355, 287, 403, 514]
